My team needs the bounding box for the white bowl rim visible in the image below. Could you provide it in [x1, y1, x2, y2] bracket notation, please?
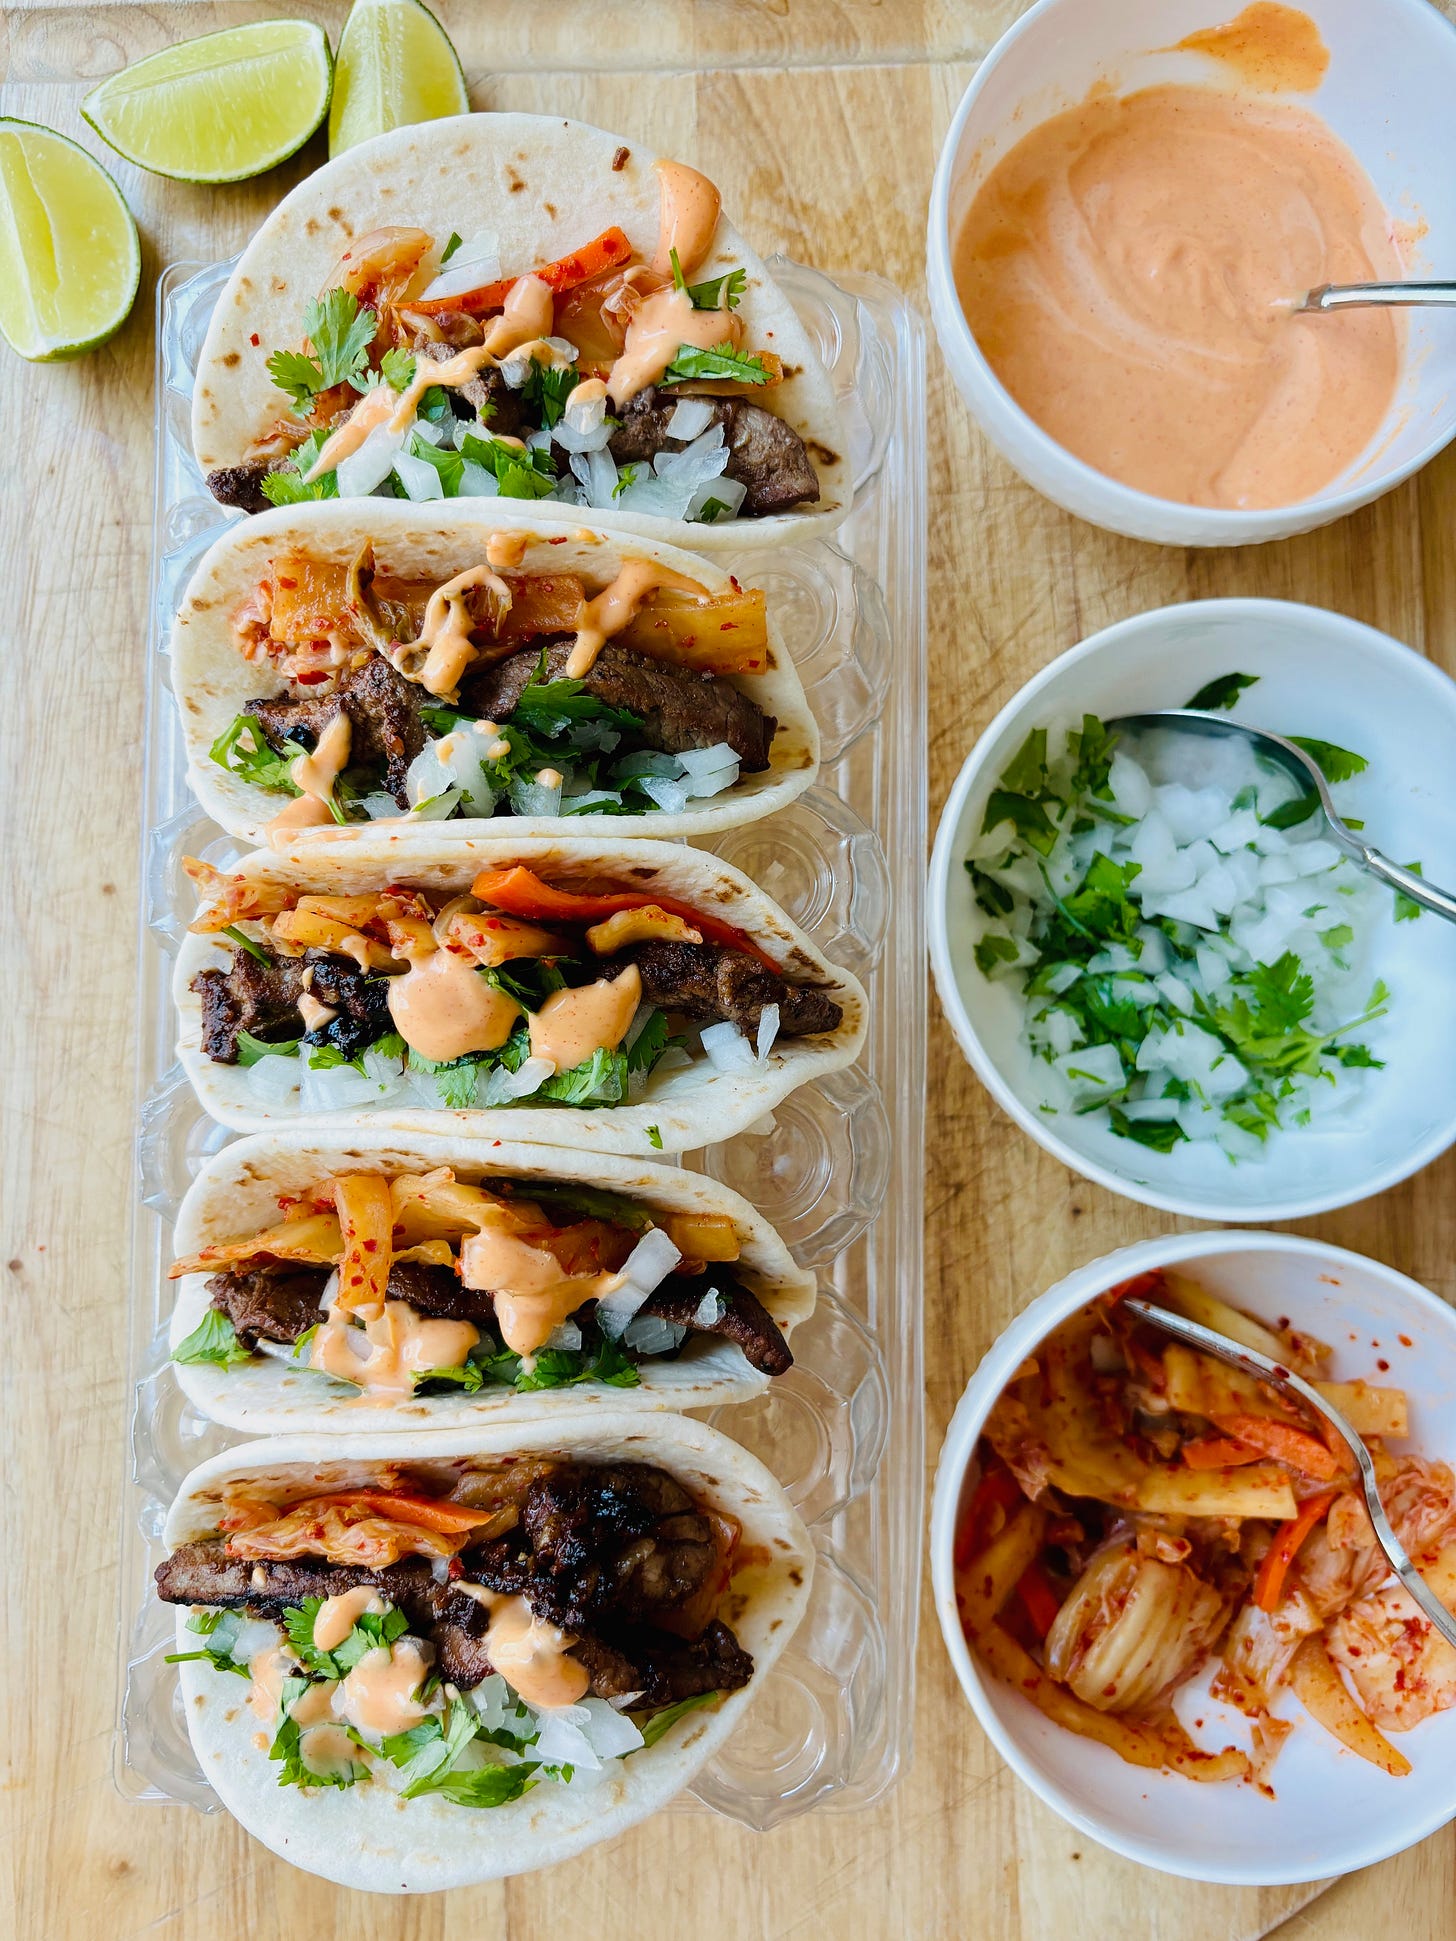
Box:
[929, 1226, 1456, 1884]
[925, 0, 1456, 542]
[927, 595, 1456, 1222]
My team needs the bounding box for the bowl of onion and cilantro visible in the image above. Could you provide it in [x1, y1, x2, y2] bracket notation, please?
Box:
[928, 598, 1456, 1220]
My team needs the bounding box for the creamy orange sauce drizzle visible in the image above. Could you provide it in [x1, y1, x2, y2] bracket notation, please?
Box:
[529, 962, 641, 1072]
[564, 376, 608, 415]
[653, 161, 723, 278]
[484, 273, 556, 356]
[474, 1589, 590, 1710]
[336, 1639, 434, 1736]
[310, 1300, 481, 1394]
[290, 710, 351, 803]
[297, 991, 337, 1033]
[386, 939, 521, 1063]
[313, 1586, 388, 1651]
[265, 794, 334, 842]
[458, 1225, 625, 1357]
[485, 530, 531, 571]
[1175, 2, 1329, 92]
[295, 1723, 359, 1778]
[953, 82, 1401, 509]
[398, 563, 512, 697]
[567, 557, 709, 677]
[608, 285, 742, 407]
[304, 384, 398, 480]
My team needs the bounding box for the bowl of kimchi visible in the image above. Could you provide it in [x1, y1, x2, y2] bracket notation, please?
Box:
[931, 1230, 1456, 1883]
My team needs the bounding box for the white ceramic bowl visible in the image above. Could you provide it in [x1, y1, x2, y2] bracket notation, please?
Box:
[927, 0, 1456, 545]
[931, 1230, 1456, 1883]
[928, 597, 1456, 1221]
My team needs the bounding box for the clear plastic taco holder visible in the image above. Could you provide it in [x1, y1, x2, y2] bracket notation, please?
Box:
[118, 256, 927, 1833]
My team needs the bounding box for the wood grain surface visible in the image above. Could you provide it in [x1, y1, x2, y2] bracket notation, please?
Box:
[4, 3, 1455, 1935]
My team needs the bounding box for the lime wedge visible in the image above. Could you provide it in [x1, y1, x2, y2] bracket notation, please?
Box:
[329, 0, 468, 158]
[81, 20, 333, 183]
[0, 120, 140, 360]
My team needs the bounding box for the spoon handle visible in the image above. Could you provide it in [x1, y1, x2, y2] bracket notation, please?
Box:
[1302, 280, 1456, 311]
[1343, 842, 1456, 924]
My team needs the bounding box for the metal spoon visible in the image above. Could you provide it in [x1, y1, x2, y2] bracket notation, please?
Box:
[1297, 279, 1456, 313]
[1108, 708, 1456, 924]
[1123, 1296, 1456, 1654]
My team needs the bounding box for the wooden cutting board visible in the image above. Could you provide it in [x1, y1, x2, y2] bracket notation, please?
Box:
[4, 1, 1453, 1933]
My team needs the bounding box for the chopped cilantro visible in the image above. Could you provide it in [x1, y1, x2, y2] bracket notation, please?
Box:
[440, 231, 463, 265]
[635, 1690, 723, 1748]
[172, 1309, 254, 1370]
[235, 1028, 301, 1066]
[687, 267, 747, 311]
[974, 933, 1020, 978]
[1107, 1107, 1187, 1153]
[1288, 736, 1368, 785]
[660, 342, 771, 386]
[459, 429, 559, 499]
[266, 288, 377, 411]
[694, 495, 731, 523]
[209, 713, 303, 794]
[165, 1607, 251, 1677]
[612, 464, 640, 497]
[1395, 862, 1426, 922]
[521, 358, 577, 428]
[379, 346, 416, 391]
[223, 923, 270, 964]
[1185, 672, 1260, 712]
[407, 428, 464, 494]
[646, 1124, 663, 1149]
[282, 1598, 408, 1679]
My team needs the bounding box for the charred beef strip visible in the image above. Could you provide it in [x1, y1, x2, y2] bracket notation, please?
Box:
[208, 1264, 329, 1346]
[192, 945, 391, 1064]
[608, 385, 822, 517]
[459, 636, 776, 772]
[620, 939, 842, 1039]
[246, 654, 427, 808]
[155, 1461, 755, 1706]
[414, 337, 528, 438]
[192, 949, 308, 1061]
[156, 1539, 443, 1632]
[207, 461, 281, 514]
[636, 1272, 792, 1376]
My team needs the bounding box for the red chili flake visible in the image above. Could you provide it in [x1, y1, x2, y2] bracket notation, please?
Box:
[447, 1555, 465, 1579]
[720, 621, 737, 631]
[611, 145, 630, 171]
[1378, 1359, 1390, 1372]
[249, 332, 261, 347]
[1277, 1316, 1290, 1331]
[549, 535, 568, 545]
[1102, 1683, 1118, 1698]
[363, 1238, 378, 1253]
[277, 575, 298, 589]
[295, 670, 329, 684]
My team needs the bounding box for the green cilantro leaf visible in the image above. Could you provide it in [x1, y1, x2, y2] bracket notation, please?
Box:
[408, 1050, 484, 1108]
[459, 429, 559, 499]
[1261, 790, 1320, 831]
[441, 232, 463, 265]
[380, 346, 416, 391]
[408, 428, 464, 494]
[521, 358, 577, 428]
[223, 922, 271, 964]
[235, 1028, 301, 1066]
[1288, 736, 1368, 785]
[635, 1690, 723, 1749]
[1185, 672, 1260, 712]
[982, 790, 1059, 855]
[694, 494, 731, 523]
[999, 727, 1048, 796]
[165, 1607, 251, 1676]
[660, 342, 771, 386]
[172, 1310, 254, 1369]
[303, 288, 377, 390]
[1395, 861, 1426, 922]
[686, 267, 747, 311]
[209, 714, 304, 794]
[1107, 1107, 1187, 1153]
[974, 933, 1021, 978]
[646, 1124, 663, 1149]
[612, 464, 640, 497]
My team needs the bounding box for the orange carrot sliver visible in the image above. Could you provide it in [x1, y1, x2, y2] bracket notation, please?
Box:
[1182, 1434, 1262, 1470]
[1215, 1412, 1342, 1482]
[1016, 1560, 1062, 1641]
[1254, 1490, 1338, 1612]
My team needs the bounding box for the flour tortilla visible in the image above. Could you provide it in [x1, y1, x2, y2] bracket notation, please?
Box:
[170, 499, 819, 846]
[173, 831, 867, 1154]
[193, 112, 849, 550]
[165, 1416, 813, 1891]
[170, 1129, 817, 1433]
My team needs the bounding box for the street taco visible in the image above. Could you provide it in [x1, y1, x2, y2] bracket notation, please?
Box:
[174, 833, 866, 1152]
[169, 1130, 815, 1433]
[172, 501, 818, 844]
[193, 113, 848, 546]
[156, 1418, 812, 1890]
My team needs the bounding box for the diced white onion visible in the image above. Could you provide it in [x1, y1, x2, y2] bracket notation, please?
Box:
[756, 1004, 781, 1061]
[479, 1056, 555, 1106]
[544, 1320, 583, 1352]
[623, 1314, 687, 1355]
[418, 234, 502, 302]
[392, 451, 444, 501]
[666, 398, 715, 441]
[335, 421, 408, 497]
[691, 1286, 725, 1327]
[699, 1020, 758, 1073]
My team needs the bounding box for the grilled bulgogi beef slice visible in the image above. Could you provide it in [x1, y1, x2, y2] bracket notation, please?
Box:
[246, 654, 427, 807]
[298, 952, 395, 1061]
[192, 949, 308, 1061]
[194, 944, 391, 1065]
[155, 1540, 443, 1632]
[608, 386, 821, 517]
[207, 461, 279, 514]
[460, 636, 776, 772]
[620, 939, 842, 1039]
[208, 1264, 329, 1346]
[581, 1618, 754, 1705]
[414, 337, 528, 439]
[636, 1273, 792, 1376]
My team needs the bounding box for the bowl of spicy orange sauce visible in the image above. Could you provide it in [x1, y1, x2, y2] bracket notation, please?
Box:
[927, 0, 1456, 545]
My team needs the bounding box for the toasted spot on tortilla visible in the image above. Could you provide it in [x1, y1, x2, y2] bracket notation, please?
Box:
[612, 145, 630, 171]
[328, 206, 345, 222]
[506, 167, 524, 191]
[221, 351, 240, 368]
[805, 439, 840, 468]
[545, 202, 557, 219]
[305, 217, 320, 236]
